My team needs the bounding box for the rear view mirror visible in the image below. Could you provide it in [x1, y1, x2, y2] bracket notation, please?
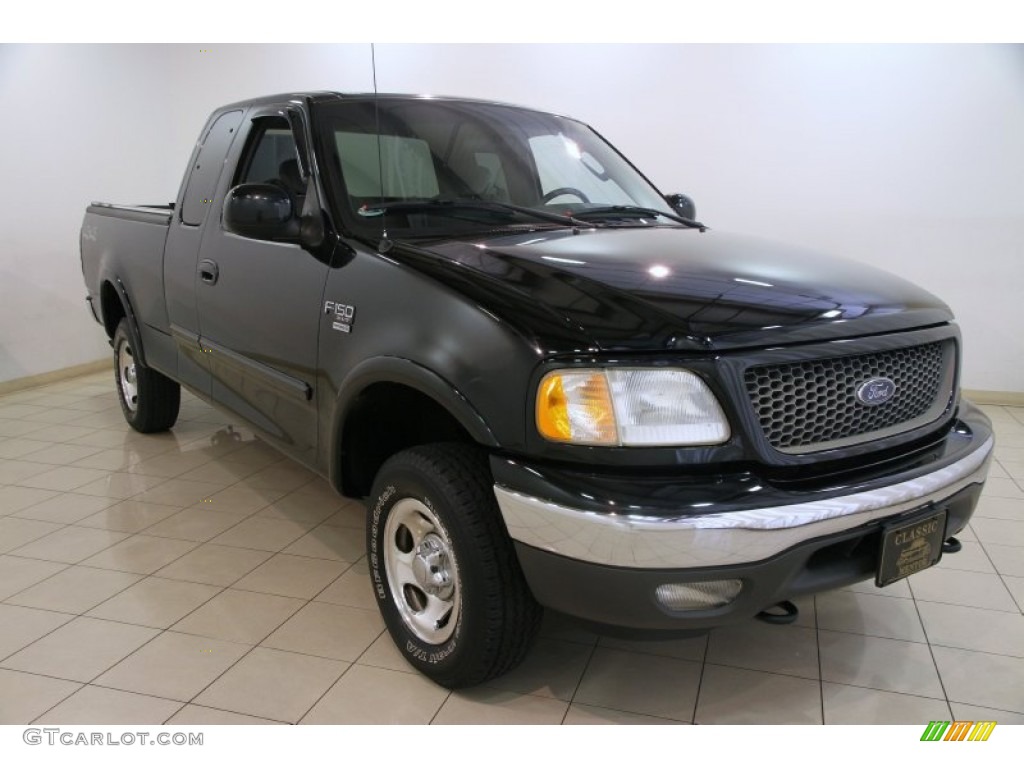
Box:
[665, 193, 696, 221]
[223, 183, 297, 241]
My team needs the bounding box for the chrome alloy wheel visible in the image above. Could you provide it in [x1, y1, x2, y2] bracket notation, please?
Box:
[117, 338, 139, 412]
[383, 498, 461, 645]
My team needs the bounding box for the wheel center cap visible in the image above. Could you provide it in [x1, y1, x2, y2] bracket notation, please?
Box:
[126, 365, 137, 384]
[412, 533, 454, 599]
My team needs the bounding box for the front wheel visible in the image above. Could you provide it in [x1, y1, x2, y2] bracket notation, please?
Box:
[367, 443, 541, 688]
[113, 319, 180, 433]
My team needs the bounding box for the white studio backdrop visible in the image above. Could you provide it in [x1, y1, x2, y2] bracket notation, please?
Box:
[0, 43, 1021, 392]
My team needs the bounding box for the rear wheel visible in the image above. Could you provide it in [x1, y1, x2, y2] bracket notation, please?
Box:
[367, 443, 541, 688]
[113, 319, 180, 433]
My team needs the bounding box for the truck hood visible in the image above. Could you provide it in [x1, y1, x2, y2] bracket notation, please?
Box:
[396, 226, 953, 353]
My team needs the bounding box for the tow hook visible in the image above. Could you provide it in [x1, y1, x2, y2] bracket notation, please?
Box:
[942, 536, 963, 554]
[757, 537, 963, 626]
[755, 600, 799, 625]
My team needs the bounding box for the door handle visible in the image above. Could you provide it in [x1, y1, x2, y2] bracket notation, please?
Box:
[199, 259, 219, 285]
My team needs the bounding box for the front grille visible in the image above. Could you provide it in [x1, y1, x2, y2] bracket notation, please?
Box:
[744, 341, 953, 453]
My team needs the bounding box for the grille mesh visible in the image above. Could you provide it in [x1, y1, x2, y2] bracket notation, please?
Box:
[744, 341, 950, 452]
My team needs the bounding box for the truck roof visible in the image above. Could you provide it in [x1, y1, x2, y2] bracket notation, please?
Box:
[216, 91, 560, 117]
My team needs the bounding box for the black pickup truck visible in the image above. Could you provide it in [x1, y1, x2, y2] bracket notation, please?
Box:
[81, 92, 993, 688]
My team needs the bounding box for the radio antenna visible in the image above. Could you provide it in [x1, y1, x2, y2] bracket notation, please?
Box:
[371, 43, 390, 250]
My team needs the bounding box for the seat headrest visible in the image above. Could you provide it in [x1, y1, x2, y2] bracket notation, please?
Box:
[279, 159, 304, 194]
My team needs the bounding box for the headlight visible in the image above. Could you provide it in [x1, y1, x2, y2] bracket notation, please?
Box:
[535, 368, 730, 446]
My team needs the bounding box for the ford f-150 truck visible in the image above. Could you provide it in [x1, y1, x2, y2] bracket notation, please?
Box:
[81, 92, 993, 688]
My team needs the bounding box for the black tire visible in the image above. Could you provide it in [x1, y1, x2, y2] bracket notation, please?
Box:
[113, 319, 180, 433]
[367, 443, 542, 688]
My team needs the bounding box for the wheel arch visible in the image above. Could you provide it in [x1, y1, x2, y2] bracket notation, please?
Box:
[99, 276, 148, 367]
[330, 357, 499, 498]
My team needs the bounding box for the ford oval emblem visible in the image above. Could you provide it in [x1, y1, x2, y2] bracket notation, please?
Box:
[856, 377, 897, 406]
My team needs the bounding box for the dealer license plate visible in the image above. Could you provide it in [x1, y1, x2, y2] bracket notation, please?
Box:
[876, 508, 947, 587]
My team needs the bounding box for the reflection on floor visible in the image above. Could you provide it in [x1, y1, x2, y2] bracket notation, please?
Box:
[1, 372, 1023, 724]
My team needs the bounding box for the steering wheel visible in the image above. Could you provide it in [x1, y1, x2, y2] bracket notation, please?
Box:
[541, 187, 590, 205]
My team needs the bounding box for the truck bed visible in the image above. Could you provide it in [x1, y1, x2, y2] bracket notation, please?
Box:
[81, 202, 175, 363]
[86, 202, 174, 225]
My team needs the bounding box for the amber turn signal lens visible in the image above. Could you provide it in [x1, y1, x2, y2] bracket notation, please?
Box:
[535, 371, 617, 445]
[536, 374, 570, 440]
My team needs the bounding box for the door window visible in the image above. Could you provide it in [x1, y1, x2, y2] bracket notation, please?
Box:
[234, 118, 304, 200]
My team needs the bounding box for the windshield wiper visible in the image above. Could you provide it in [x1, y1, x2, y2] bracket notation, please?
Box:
[359, 197, 599, 229]
[571, 205, 707, 231]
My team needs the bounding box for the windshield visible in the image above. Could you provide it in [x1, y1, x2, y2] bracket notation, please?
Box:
[315, 98, 679, 239]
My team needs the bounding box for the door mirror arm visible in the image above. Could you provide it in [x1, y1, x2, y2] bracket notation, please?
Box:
[298, 174, 326, 250]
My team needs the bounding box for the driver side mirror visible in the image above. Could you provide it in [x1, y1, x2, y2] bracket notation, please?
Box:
[223, 183, 298, 241]
[665, 193, 696, 221]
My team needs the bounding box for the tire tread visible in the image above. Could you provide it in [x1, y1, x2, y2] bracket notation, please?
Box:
[372, 442, 541, 688]
[113, 320, 180, 433]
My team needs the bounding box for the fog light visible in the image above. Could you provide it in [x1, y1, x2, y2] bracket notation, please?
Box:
[655, 580, 743, 611]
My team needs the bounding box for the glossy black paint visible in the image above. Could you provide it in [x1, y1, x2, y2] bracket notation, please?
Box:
[163, 108, 246, 396]
[193, 100, 333, 465]
[665, 193, 696, 221]
[419, 227, 953, 353]
[316, 237, 542, 472]
[222, 183, 296, 241]
[81, 204, 172, 371]
[79, 91, 973, 498]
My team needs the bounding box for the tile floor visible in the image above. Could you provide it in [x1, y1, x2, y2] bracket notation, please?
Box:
[1, 371, 1023, 725]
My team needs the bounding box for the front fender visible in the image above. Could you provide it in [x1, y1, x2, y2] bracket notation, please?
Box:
[327, 355, 499, 487]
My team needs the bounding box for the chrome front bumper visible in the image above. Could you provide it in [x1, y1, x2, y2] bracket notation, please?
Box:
[494, 436, 994, 570]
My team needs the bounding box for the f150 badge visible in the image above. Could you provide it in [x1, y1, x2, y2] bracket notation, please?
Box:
[324, 301, 356, 333]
